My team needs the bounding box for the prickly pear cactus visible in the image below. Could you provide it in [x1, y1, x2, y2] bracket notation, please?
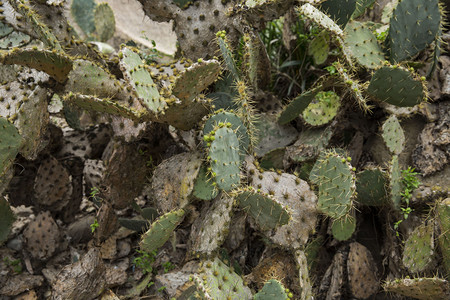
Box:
[34, 155, 72, 212]
[189, 193, 234, 256]
[437, 198, 450, 277]
[367, 65, 425, 107]
[355, 167, 388, 206]
[152, 152, 203, 213]
[319, 0, 356, 28]
[139, 209, 185, 254]
[297, 3, 343, 37]
[388, 155, 403, 209]
[381, 115, 405, 155]
[308, 30, 330, 65]
[234, 187, 291, 231]
[277, 87, 320, 125]
[402, 223, 436, 274]
[194, 256, 252, 300]
[331, 213, 356, 241]
[310, 149, 356, 219]
[347, 242, 379, 299]
[388, 0, 441, 63]
[207, 124, 241, 191]
[343, 20, 384, 69]
[0, 117, 21, 182]
[23, 211, 60, 260]
[294, 250, 314, 300]
[0, 196, 15, 245]
[192, 164, 219, 201]
[383, 277, 450, 300]
[248, 167, 317, 249]
[302, 90, 340, 126]
[254, 279, 289, 300]
[93, 3, 115, 42]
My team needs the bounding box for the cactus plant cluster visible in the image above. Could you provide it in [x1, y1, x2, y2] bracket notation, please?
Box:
[0, 0, 449, 299]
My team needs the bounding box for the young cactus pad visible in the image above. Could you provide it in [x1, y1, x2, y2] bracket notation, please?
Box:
[367, 66, 425, 107]
[310, 150, 356, 219]
[402, 223, 436, 274]
[195, 256, 252, 300]
[207, 124, 241, 191]
[235, 188, 290, 231]
[139, 209, 185, 254]
[302, 90, 340, 126]
[355, 167, 388, 206]
[381, 115, 405, 155]
[388, 0, 441, 63]
[331, 214, 356, 241]
[254, 279, 289, 300]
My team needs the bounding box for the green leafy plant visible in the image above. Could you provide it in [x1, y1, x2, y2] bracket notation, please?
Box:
[90, 219, 99, 233]
[3, 257, 22, 274]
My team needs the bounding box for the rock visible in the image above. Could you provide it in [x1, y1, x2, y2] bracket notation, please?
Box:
[66, 215, 95, 244]
[51, 248, 106, 300]
[0, 274, 44, 296]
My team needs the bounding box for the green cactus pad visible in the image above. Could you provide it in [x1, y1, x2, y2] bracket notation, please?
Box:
[302, 90, 340, 126]
[343, 21, 384, 69]
[118, 218, 149, 232]
[402, 223, 436, 273]
[248, 166, 317, 249]
[193, 164, 219, 201]
[331, 214, 356, 241]
[235, 188, 290, 231]
[0, 22, 13, 38]
[195, 256, 252, 300]
[308, 30, 330, 65]
[367, 66, 425, 107]
[277, 86, 321, 125]
[0, 31, 31, 49]
[381, 115, 405, 155]
[0, 196, 15, 245]
[152, 152, 203, 213]
[383, 277, 450, 300]
[0, 117, 21, 179]
[319, 0, 356, 28]
[352, 0, 376, 18]
[254, 113, 298, 157]
[217, 34, 240, 82]
[94, 3, 115, 42]
[71, 0, 96, 35]
[208, 125, 241, 191]
[310, 149, 356, 219]
[0, 48, 73, 83]
[298, 4, 343, 37]
[65, 59, 125, 99]
[254, 279, 289, 300]
[119, 46, 165, 114]
[189, 193, 234, 255]
[356, 167, 388, 206]
[388, 155, 402, 209]
[63, 93, 142, 121]
[437, 198, 450, 277]
[172, 59, 221, 101]
[388, 0, 441, 63]
[286, 125, 334, 163]
[139, 209, 185, 254]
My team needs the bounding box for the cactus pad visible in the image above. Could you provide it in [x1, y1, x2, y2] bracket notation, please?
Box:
[343, 21, 384, 69]
[140, 209, 185, 254]
[93, 3, 115, 42]
[23, 211, 60, 260]
[347, 242, 379, 299]
[402, 223, 436, 273]
[235, 187, 290, 231]
[254, 279, 289, 300]
[194, 256, 252, 300]
[71, 0, 96, 35]
[381, 115, 405, 155]
[193, 164, 219, 201]
[0, 196, 15, 245]
[367, 66, 425, 107]
[278, 87, 319, 125]
[308, 30, 330, 65]
[437, 198, 450, 277]
[298, 4, 343, 37]
[310, 150, 356, 219]
[383, 277, 450, 300]
[207, 125, 241, 191]
[319, 0, 356, 27]
[0, 48, 73, 83]
[355, 167, 388, 206]
[331, 214, 356, 241]
[189, 193, 234, 255]
[302, 90, 340, 126]
[388, 0, 441, 63]
[388, 155, 402, 209]
[0, 117, 21, 179]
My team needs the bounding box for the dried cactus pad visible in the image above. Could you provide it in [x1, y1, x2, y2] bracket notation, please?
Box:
[23, 211, 60, 260]
[347, 242, 379, 299]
